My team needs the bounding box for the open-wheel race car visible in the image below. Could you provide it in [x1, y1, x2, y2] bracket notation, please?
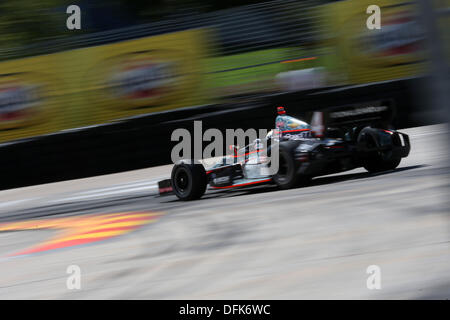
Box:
[159, 104, 411, 201]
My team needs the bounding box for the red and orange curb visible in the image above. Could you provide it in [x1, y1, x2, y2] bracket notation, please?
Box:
[0, 211, 163, 256]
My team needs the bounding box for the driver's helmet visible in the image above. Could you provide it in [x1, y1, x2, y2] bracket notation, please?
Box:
[275, 106, 310, 135]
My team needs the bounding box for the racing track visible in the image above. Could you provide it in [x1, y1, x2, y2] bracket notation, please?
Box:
[0, 124, 448, 299]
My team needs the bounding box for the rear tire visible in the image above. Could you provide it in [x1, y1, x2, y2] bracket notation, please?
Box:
[358, 128, 401, 173]
[272, 141, 309, 189]
[171, 163, 207, 200]
[363, 156, 401, 173]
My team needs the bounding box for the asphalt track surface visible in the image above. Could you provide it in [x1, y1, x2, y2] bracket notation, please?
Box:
[0, 124, 448, 299]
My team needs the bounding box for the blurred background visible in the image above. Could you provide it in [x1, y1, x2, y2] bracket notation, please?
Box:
[0, 0, 448, 188]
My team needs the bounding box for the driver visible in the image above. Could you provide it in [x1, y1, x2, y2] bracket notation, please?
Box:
[265, 106, 311, 141]
[274, 106, 311, 140]
[244, 106, 312, 156]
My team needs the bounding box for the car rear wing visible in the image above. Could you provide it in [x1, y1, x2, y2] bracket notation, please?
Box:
[319, 99, 396, 129]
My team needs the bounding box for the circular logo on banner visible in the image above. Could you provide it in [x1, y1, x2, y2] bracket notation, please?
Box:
[108, 57, 178, 106]
[0, 73, 46, 131]
[91, 50, 187, 111]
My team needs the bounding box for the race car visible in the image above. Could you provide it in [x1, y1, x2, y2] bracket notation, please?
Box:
[159, 104, 411, 200]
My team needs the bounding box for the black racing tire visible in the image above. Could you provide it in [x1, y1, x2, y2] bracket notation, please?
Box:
[358, 128, 402, 173]
[363, 156, 401, 173]
[171, 163, 207, 201]
[272, 141, 309, 189]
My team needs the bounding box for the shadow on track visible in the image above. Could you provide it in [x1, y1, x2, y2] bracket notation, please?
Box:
[309, 164, 428, 187]
[188, 164, 429, 200]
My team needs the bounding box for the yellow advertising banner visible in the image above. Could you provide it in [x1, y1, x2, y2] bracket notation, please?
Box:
[321, 0, 426, 84]
[0, 55, 66, 143]
[0, 29, 210, 143]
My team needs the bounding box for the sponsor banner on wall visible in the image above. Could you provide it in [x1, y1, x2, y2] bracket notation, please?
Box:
[0, 29, 211, 143]
[74, 29, 211, 124]
[321, 0, 426, 84]
[0, 56, 65, 143]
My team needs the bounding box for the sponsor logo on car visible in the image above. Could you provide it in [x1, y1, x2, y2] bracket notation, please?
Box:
[330, 105, 388, 118]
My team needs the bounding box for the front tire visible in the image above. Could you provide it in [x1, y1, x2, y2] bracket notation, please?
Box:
[272, 141, 309, 189]
[171, 163, 207, 200]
